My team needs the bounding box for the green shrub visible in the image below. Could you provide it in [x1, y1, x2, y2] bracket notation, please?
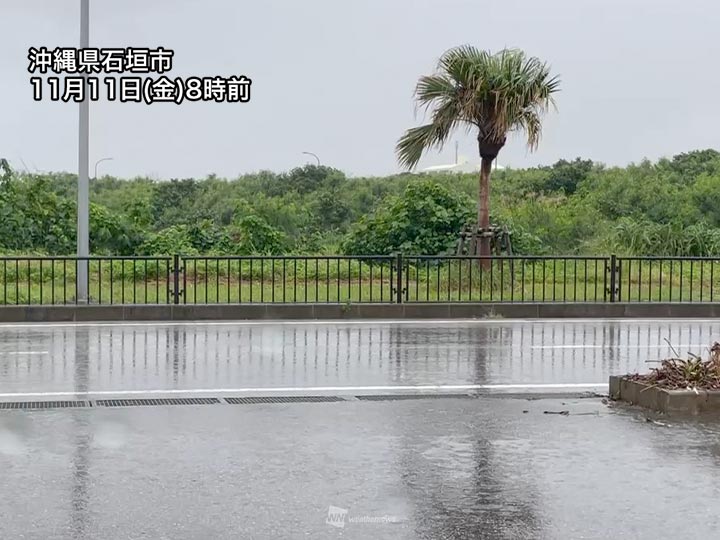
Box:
[342, 180, 474, 255]
[138, 225, 198, 255]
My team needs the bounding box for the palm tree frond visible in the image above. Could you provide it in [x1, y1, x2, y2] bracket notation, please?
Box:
[396, 45, 560, 167]
[396, 123, 449, 170]
[414, 74, 459, 114]
[515, 109, 543, 150]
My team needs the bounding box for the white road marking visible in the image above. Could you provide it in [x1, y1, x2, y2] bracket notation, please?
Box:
[0, 383, 607, 399]
[530, 344, 707, 350]
[531, 345, 603, 349]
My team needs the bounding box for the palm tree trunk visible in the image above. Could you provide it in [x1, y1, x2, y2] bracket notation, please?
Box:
[478, 157, 493, 268]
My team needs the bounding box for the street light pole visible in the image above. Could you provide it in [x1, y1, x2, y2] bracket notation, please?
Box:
[94, 157, 113, 179]
[302, 151, 320, 166]
[77, 0, 90, 303]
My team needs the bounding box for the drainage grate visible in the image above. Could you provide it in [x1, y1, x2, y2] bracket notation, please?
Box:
[96, 398, 221, 407]
[0, 394, 479, 410]
[0, 400, 88, 410]
[355, 394, 476, 401]
[225, 396, 345, 405]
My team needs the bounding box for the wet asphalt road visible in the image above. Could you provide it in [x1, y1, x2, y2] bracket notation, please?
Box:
[0, 319, 719, 395]
[4, 396, 720, 539]
[2, 319, 720, 539]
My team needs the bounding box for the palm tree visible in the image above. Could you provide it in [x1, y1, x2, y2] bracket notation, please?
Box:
[396, 46, 560, 258]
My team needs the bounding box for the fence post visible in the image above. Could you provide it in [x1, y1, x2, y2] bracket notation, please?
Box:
[395, 253, 404, 304]
[609, 254, 617, 302]
[172, 254, 181, 305]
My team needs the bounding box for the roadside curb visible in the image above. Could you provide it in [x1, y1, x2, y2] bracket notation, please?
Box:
[0, 302, 719, 322]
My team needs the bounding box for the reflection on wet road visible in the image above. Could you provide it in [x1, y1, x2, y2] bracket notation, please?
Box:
[3, 397, 720, 539]
[0, 319, 718, 394]
[2, 319, 720, 539]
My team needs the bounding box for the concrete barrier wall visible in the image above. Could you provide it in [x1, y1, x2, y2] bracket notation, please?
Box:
[0, 302, 719, 322]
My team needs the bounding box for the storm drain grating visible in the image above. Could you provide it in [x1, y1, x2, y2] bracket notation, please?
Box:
[355, 394, 476, 401]
[0, 394, 480, 410]
[0, 400, 89, 410]
[96, 398, 221, 407]
[225, 396, 345, 405]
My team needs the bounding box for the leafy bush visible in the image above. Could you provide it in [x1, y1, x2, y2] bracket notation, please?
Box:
[186, 219, 231, 253]
[228, 215, 287, 255]
[150, 178, 201, 229]
[659, 149, 720, 183]
[342, 181, 474, 255]
[4, 148, 720, 258]
[90, 204, 145, 255]
[540, 158, 596, 195]
[138, 225, 198, 255]
[497, 197, 604, 254]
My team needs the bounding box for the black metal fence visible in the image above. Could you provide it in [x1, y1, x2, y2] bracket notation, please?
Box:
[179, 255, 396, 304]
[0, 256, 171, 305]
[2, 254, 720, 305]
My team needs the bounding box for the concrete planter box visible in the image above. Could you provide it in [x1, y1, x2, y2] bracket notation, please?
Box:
[609, 375, 720, 415]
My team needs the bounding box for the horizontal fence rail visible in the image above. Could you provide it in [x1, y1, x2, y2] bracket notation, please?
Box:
[2, 254, 720, 306]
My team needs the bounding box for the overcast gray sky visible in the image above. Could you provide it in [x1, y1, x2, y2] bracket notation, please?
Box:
[1, 0, 718, 179]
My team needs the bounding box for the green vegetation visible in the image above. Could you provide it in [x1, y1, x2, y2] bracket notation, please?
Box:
[396, 46, 560, 257]
[5, 44, 717, 305]
[2, 148, 720, 259]
[342, 181, 473, 255]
